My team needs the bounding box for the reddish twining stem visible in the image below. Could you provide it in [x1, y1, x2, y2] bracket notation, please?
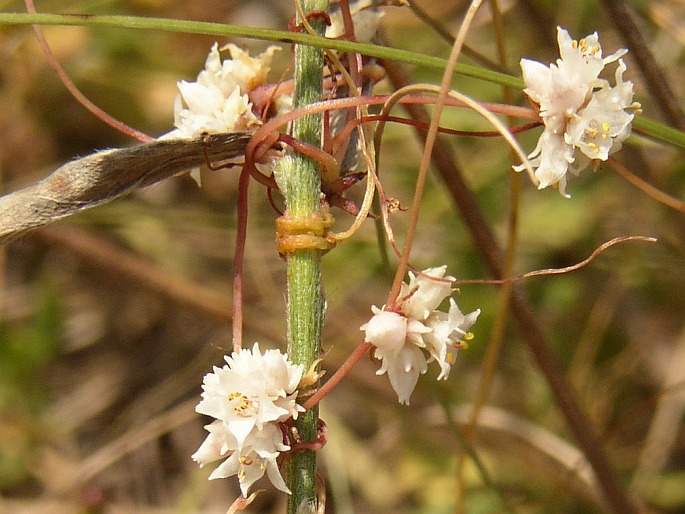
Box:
[302, 342, 371, 410]
[231, 166, 251, 352]
[337, 0, 363, 89]
[328, 114, 541, 154]
[244, 94, 536, 186]
[278, 133, 340, 185]
[385, 0, 484, 308]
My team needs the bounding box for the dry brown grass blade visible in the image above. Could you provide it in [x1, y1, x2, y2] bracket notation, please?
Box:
[31, 226, 232, 322]
[630, 323, 685, 502]
[33, 400, 197, 494]
[0, 133, 250, 244]
[424, 404, 608, 511]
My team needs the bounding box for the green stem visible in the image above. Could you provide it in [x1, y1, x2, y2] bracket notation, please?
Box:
[0, 12, 520, 86]
[272, 1, 328, 512]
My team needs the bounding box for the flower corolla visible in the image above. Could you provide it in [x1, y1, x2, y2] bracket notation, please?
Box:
[192, 343, 304, 496]
[361, 266, 480, 405]
[514, 27, 640, 196]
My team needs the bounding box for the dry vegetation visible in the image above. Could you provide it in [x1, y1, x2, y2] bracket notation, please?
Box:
[1, 0, 685, 513]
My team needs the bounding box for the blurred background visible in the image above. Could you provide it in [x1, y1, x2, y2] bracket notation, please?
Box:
[1, 0, 684, 512]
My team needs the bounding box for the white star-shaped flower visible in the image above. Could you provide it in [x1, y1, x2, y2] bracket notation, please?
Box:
[195, 343, 304, 447]
[423, 299, 480, 380]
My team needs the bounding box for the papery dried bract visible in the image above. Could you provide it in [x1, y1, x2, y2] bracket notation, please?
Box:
[326, 0, 385, 44]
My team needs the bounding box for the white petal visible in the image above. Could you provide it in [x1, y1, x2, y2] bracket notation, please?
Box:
[399, 266, 453, 320]
[163, 42, 278, 141]
[385, 344, 427, 405]
[208, 450, 241, 480]
[532, 129, 574, 189]
[192, 423, 230, 466]
[423, 301, 480, 380]
[236, 453, 268, 496]
[362, 310, 408, 353]
[177, 81, 224, 115]
[520, 59, 553, 105]
[265, 458, 291, 494]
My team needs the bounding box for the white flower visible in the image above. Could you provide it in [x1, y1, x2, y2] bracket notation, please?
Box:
[193, 423, 290, 496]
[362, 307, 429, 404]
[161, 43, 281, 184]
[193, 343, 304, 496]
[399, 265, 453, 320]
[515, 27, 639, 196]
[423, 299, 480, 380]
[163, 43, 280, 140]
[362, 308, 408, 353]
[376, 341, 427, 405]
[361, 267, 480, 405]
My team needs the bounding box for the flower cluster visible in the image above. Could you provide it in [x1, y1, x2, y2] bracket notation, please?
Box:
[164, 42, 279, 140]
[361, 266, 480, 404]
[161, 43, 281, 183]
[515, 27, 640, 196]
[192, 343, 304, 497]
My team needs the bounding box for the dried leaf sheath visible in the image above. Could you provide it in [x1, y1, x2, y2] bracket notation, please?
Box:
[0, 132, 250, 244]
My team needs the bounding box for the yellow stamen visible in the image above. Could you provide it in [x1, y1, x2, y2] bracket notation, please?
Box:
[228, 392, 252, 413]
